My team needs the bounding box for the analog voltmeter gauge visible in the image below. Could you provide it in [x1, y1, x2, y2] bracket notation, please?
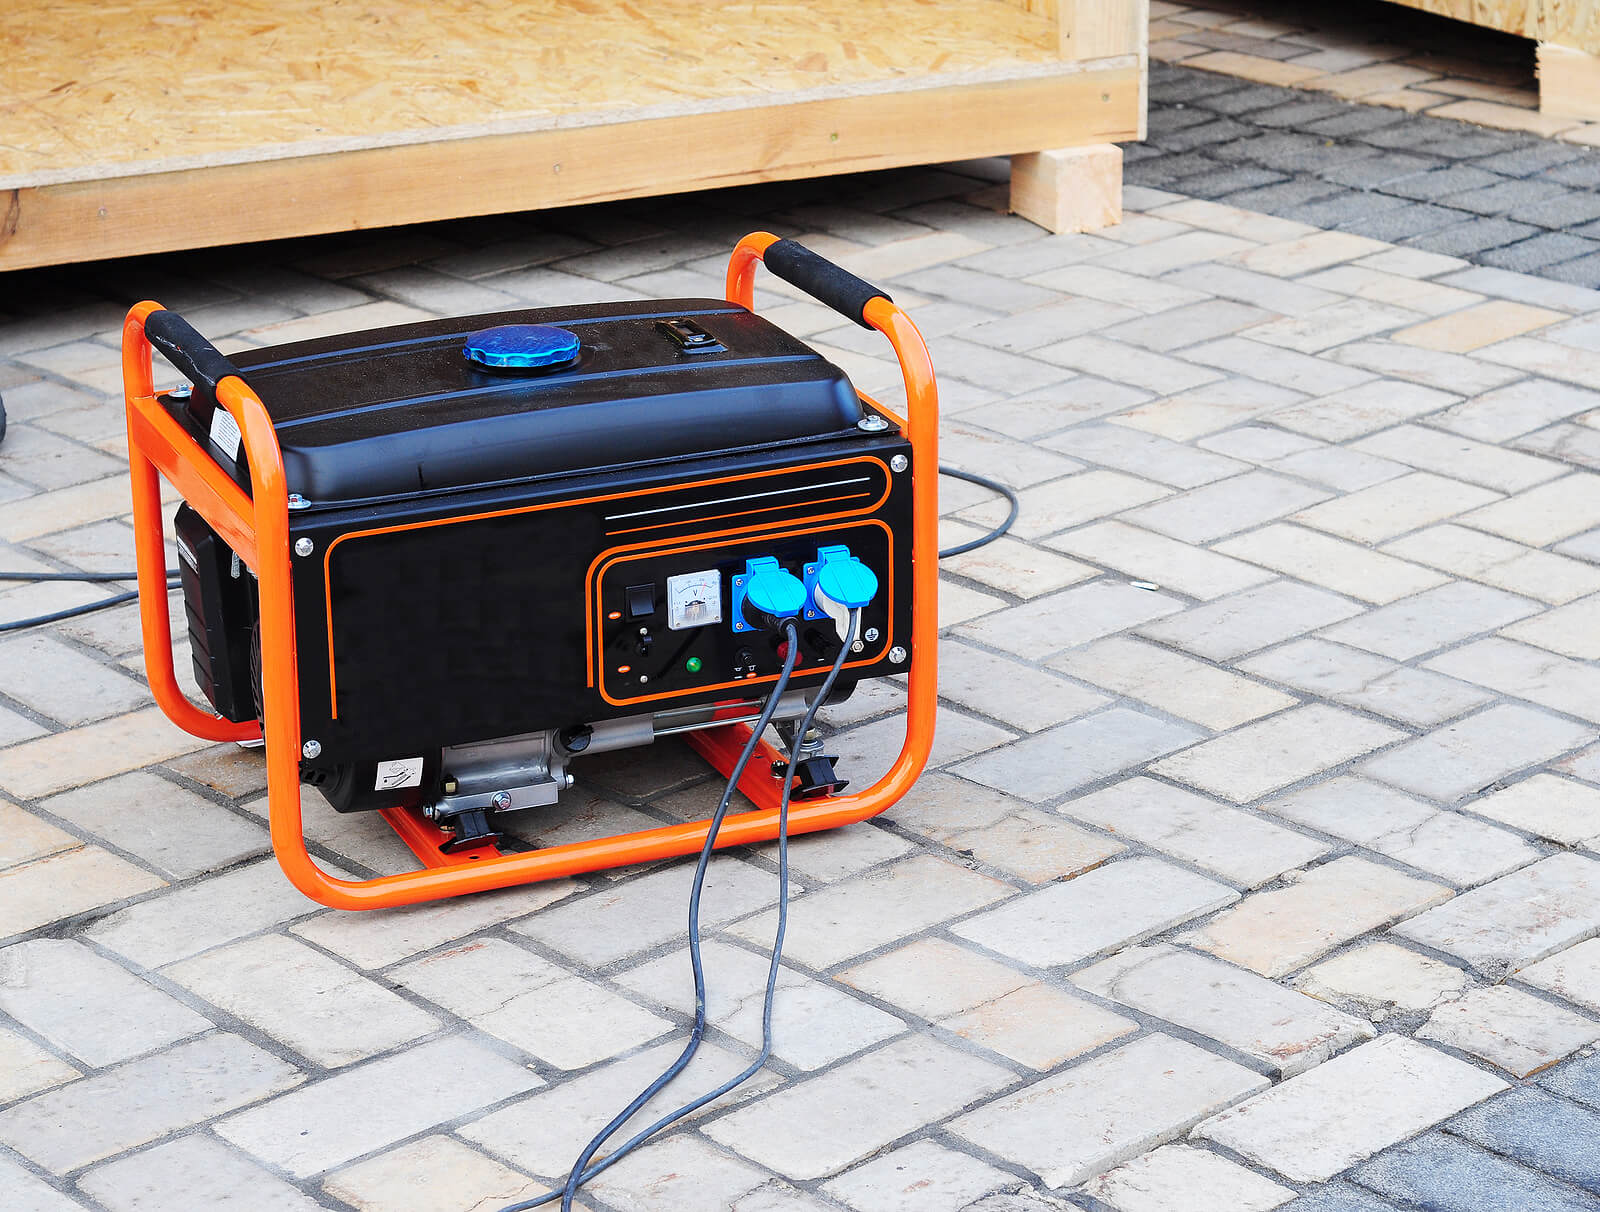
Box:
[666, 569, 723, 630]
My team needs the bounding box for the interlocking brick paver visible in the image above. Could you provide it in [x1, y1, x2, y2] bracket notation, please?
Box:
[1419, 984, 1600, 1076]
[1150, 703, 1405, 803]
[0, 845, 166, 939]
[1353, 425, 1565, 493]
[0, 939, 208, 1068]
[1047, 520, 1275, 599]
[820, 1140, 1013, 1212]
[1041, 423, 1250, 487]
[79, 1135, 326, 1212]
[953, 856, 1237, 969]
[1239, 637, 1494, 726]
[938, 640, 1110, 733]
[1295, 941, 1469, 1014]
[1075, 943, 1374, 1076]
[322, 1134, 542, 1212]
[1425, 637, 1600, 724]
[1291, 473, 1503, 544]
[0, 1033, 303, 1175]
[1196, 1035, 1506, 1183]
[1085, 1143, 1297, 1212]
[1450, 1087, 1600, 1198]
[951, 1033, 1267, 1190]
[1520, 938, 1600, 1014]
[1213, 524, 1447, 604]
[1353, 1132, 1598, 1212]
[704, 1035, 1012, 1182]
[1062, 777, 1330, 887]
[953, 708, 1204, 803]
[1181, 856, 1451, 977]
[1137, 579, 1364, 660]
[1362, 703, 1596, 802]
[1463, 774, 1600, 846]
[1053, 635, 1296, 729]
[1502, 593, 1600, 660]
[0, 707, 209, 801]
[727, 853, 1013, 971]
[946, 810, 1126, 884]
[1269, 381, 1461, 441]
[0, 1025, 79, 1104]
[1395, 853, 1600, 975]
[167, 933, 440, 1069]
[216, 1036, 540, 1178]
[955, 580, 1187, 661]
[942, 982, 1137, 1070]
[1123, 470, 1331, 542]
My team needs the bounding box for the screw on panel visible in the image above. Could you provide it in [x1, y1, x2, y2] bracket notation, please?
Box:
[287, 494, 311, 511]
[564, 774, 576, 788]
[294, 537, 315, 557]
[302, 739, 322, 759]
[856, 415, 889, 433]
[491, 791, 513, 810]
[890, 454, 909, 473]
[864, 627, 880, 643]
[168, 383, 193, 399]
[888, 646, 908, 664]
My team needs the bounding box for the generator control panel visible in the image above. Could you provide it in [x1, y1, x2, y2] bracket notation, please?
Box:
[594, 522, 894, 708]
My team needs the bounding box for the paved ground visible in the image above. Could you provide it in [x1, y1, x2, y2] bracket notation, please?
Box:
[5, 142, 1600, 1210]
[1134, 61, 1600, 285]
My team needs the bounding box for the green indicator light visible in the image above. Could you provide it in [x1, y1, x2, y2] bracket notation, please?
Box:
[685, 656, 703, 673]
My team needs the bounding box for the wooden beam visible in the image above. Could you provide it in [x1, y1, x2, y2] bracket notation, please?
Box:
[1011, 144, 1124, 233]
[1539, 41, 1600, 118]
[0, 66, 1140, 272]
[1065, 0, 1149, 61]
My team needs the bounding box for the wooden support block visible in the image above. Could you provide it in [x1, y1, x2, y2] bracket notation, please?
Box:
[1539, 43, 1600, 121]
[1009, 144, 1123, 234]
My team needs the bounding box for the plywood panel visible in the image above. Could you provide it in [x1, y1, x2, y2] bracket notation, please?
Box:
[0, 0, 1077, 189]
[0, 64, 1142, 271]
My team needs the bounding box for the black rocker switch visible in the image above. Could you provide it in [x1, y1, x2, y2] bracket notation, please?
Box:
[626, 583, 656, 619]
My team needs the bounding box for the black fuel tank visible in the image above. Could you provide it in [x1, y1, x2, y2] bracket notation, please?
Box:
[166, 299, 863, 506]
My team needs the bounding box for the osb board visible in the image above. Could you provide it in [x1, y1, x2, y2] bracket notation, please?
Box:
[0, 0, 1097, 189]
[1, 65, 1143, 270]
[1379, 0, 1600, 52]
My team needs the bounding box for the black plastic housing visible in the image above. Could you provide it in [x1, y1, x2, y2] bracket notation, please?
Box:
[173, 504, 257, 724]
[164, 298, 915, 771]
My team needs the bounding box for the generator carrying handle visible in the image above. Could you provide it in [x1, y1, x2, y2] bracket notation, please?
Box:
[143, 309, 244, 401]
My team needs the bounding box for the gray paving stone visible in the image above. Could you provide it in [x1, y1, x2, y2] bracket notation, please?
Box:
[1482, 233, 1600, 272]
[1395, 853, 1600, 976]
[1378, 165, 1503, 201]
[1176, 164, 1293, 200]
[1450, 1086, 1600, 1194]
[1338, 203, 1471, 243]
[1542, 253, 1600, 289]
[1281, 1184, 1403, 1212]
[1542, 1054, 1600, 1112]
[952, 856, 1236, 969]
[1239, 638, 1494, 728]
[1137, 579, 1363, 661]
[1363, 704, 1597, 803]
[1404, 217, 1544, 258]
[702, 1035, 1013, 1182]
[0, 1158, 90, 1212]
[216, 1037, 540, 1178]
[950, 1033, 1267, 1190]
[1353, 1133, 1598, 1212]
[1196, 1035, 1506, 1183]
[1073, 943, 1373, 1076]
[1317, 581, 1539, 660]
[952, 709, 1204, 804]
[0, 1033, 303, 1174]
[78, 1135, 326, 1212]
[954, 581, 1186, 661]
[0, 939, 210, 1068]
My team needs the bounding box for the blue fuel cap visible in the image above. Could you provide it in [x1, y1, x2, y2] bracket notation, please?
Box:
[464, 324, 581, 372]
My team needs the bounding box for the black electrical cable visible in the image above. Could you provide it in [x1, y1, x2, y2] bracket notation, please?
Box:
[0, 570, 183, 634]
[497, 609, 859, 1212]
[937, 466, 1018, 558]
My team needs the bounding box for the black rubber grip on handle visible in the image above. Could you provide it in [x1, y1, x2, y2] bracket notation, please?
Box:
[144, 309, 243, 399]
[762, 238, 890, 329]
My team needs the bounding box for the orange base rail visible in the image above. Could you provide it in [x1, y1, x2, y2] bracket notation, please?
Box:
[123, 234, 938, 910]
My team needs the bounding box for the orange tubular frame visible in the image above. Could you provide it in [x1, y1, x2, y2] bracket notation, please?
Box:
[124, 233, 938, 910]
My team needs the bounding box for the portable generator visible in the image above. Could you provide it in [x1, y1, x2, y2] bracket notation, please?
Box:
[123, 235, 938, 909]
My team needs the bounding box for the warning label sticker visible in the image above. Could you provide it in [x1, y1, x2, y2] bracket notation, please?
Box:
[374, 757, 425, 791]
[209, 406, 243, 461]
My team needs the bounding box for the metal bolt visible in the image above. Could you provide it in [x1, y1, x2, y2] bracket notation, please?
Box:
[287, 494, 311, 511]
[890, 454, 909, 473]
[421, 803, 439, 820]
[851, 639, 865, 653]
[856, 415, 889, 433]
[888, 645, 908, 665]
[168, 383, 193, 399]
[302, 739, 322, 759]
[639, 673, 650, 684]
[864, 627, 880, 643]
[491, 790, 513, 810]
[294, 537, 314, 557]
[564, 773, 576, 789]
